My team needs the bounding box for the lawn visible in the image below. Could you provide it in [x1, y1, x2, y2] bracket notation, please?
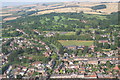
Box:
[58, 40, 94, 46]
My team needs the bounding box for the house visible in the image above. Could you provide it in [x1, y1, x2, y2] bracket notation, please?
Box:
[6, 65, 12, 74]
[43, 52, 50, 57]
[64, 53, 69, 57]
[28, 68, 35, 72]
[66, 64, 79, 69]
[32, 61, 42, 67]
[73, 57, 88, 61]
[45, 32, 55, 37]
[19, 72, 25, 76]
[100, 35, 108, 37]
[84, 73, 97, 78]
[100, 60, 106, 64]
[50, 73, 84, 78]
[68, 61, 73, 65]
[36, 68, 45, 74]
[89, 45, 95, 51]
[97, 73, 104, 78]
[22, 67, 28, 72]
[88, 60, 98, 65]
[102, 74, 116, 78]
[113, 65, 120, 70]
[77, 46, 84, 50]
[98, 40, 108, 43]
[79, 67, 85, 73]
[65, 45, 77, 50]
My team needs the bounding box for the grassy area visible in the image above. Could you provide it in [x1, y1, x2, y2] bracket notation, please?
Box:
[58, 40, 94, 46]
[83, 14, 107, 20]
[102, 49, 111, 51]
[68, 18, 79, 21]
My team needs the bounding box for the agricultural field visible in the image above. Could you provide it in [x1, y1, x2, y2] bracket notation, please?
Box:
[58, 40, 94, 46]
[3, 16, 20, 21]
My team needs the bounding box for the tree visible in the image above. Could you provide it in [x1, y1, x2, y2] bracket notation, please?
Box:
[76, 29, 82, 35]
[83, 46, 89, 54]
[17, 75, 22, 79]
[104, 43, 110, 49]
[106, 61, 112, 68]
[111, 45, 117, 50]
[97, 43, 103, 48]
[51, 53, 58, 60]
[77, 50, 83, 56]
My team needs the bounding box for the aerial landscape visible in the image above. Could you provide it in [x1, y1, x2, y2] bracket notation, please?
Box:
[0, 0, 120, 80]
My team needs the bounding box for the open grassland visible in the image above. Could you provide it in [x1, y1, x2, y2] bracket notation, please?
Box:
[96, 3, 119, 14]
[0, 14, 12, 17]
[58, 40, 94, 46]
[33, 2, 119, 15]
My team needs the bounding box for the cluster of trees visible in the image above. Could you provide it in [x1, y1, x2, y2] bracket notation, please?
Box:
[2, 28, 23, 37]
[4, 12, 119, 33]
[91, 5, 106, 10]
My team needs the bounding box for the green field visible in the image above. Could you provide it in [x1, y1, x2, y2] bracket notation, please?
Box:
[83, 14, 107, 20]
[58, 40, 94, 46]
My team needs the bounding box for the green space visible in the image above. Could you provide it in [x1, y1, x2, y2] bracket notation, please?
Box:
[83, 14, 107, 20]
[58, 40, 94, 46]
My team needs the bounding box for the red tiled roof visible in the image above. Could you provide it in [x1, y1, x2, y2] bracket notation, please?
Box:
[113, 65, 120, 70]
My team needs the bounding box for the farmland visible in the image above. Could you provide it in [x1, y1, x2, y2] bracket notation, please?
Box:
[58, 40, 94, 46]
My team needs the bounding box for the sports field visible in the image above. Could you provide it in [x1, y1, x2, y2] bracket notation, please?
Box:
[58, 40, 94, 46]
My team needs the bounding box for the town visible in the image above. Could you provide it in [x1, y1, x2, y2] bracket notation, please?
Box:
[1, 1, 120, 80]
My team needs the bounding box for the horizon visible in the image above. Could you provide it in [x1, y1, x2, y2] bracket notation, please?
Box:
[1, 0, 119, 7]
[1, 0, 120, 3]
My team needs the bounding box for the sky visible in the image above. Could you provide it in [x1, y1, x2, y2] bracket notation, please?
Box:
[1, 0, 119, 7]
[1, 0, 120, 2]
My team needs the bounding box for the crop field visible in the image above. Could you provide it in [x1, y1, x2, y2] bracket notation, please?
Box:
[58, 40, 94, 46]
[3, 17, 18, 21]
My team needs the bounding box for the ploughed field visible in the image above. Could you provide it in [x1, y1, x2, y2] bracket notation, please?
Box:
[58, 40, 93, 46]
